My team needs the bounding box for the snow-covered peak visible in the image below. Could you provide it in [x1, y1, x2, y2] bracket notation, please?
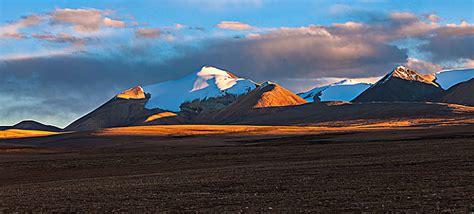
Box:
[197, 66, 237, 78]
[378, 66, 439, 87]
[143, 66, 257, 111]
[192, 66, 243, 92]
[391, 66, 418, 80]
[435, 68, 474, 89]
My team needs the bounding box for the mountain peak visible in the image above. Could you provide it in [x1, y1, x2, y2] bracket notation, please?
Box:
[193, 66, 244, 92]
[116, 86, 146, 99]
[198, 66, 237, 78]
[143, 66, 257, 111]
[12, 120, 62, 132]
[200, 82, 307, 123]
[379, 66, 439, 87]
[353, 66, 444, 102]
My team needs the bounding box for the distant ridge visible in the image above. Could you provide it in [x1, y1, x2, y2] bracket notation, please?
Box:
[0, 120, 62, 132]
[435, 68, 474, 89]
[298, 79, 372, 102]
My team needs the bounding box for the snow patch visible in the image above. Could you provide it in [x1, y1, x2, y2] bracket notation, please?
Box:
[298, 79, 372, 102]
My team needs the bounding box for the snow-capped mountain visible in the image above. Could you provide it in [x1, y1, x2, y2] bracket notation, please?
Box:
[435, 68, 474, 90]
[143, 66, 257, 111]
[298, 79, 372, 102]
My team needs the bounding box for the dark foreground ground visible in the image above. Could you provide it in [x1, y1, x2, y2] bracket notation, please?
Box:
[0, 125, 473, 212]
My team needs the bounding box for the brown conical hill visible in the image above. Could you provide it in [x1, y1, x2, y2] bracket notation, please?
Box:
[440, 78, 474, 106]
[199, 82, 307, 123]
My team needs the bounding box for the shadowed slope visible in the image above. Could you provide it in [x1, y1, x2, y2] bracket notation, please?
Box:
[12, 120, 61, 132]
[64, 94, 162, 131]
[197, 101, 474, 126]
[440, 78, 474, 106]
[0, 120, 62, 132]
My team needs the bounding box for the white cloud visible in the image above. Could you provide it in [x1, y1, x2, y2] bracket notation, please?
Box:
[216, 21, 254, 30]
[103, 17, 126, 28]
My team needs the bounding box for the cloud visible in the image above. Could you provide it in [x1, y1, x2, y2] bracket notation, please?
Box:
[149, 25, 408, 82]
[135, 28, 161, 38]
[175, 23, 186, 29]
[31, 32, 86, 44]
[462, 59, 474, 68]
[216, 21, 254, 30]
[332, 21, 365, 29]
[0, 15, 42, 39]
[420, 22, 474, 62]
[426, 14, 440, 23]
[103, 17, 126, 28]
[50, 8, 124, 32]
[404, 58, 443, 74]
[326, 12, 473, 64]
[389, 12, 419, 23]
[1, 32, 25, 39]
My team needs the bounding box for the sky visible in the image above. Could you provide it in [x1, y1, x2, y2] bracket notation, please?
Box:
[0, 0, 473, 127]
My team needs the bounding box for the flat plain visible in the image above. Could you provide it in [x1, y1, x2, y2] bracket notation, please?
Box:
[0, 123, 473, 212]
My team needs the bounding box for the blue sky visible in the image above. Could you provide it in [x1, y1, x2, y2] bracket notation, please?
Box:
[0, 0, 473, 127]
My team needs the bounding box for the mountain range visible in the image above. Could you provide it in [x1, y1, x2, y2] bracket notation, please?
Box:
[3, 65, 473, 132]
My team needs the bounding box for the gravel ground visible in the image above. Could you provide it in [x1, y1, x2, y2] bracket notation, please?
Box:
[0, 125, 473, 212]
